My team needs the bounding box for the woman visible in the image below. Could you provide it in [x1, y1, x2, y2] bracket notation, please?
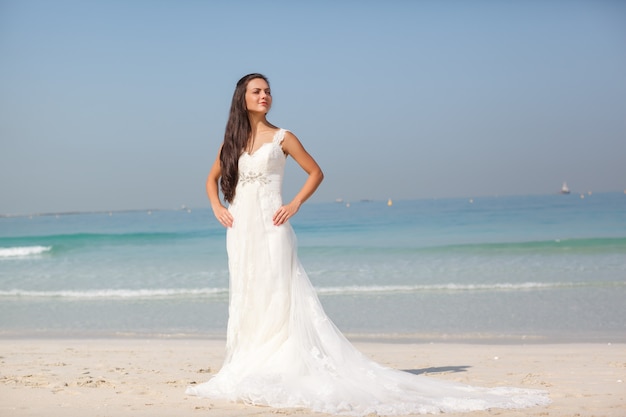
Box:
[186, 73, 550, 415]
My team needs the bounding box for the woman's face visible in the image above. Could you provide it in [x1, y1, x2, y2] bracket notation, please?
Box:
[245, 78, 272, 114]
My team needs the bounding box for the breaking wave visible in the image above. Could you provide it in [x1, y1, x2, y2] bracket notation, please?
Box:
[2, 281, 622, 300]
[0, 246, 52, 258]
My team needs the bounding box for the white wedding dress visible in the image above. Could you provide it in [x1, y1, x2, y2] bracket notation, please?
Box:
[186, 129, 550, 415]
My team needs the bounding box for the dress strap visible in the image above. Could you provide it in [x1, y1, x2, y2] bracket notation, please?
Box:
[273, 128, 287, 145]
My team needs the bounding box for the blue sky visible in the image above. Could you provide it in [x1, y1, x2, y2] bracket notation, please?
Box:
[1, 0, 625, 214]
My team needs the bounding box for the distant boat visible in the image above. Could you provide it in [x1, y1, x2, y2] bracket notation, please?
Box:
[561, 182, 570, 194]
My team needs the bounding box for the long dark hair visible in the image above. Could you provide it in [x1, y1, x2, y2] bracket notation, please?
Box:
[220, 73, 269, 203]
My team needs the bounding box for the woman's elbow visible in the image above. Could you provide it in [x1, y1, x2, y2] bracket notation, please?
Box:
[316, 168, 324, 183]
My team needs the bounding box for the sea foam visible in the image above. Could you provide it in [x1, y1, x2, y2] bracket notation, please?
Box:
[0, 287, 228, 299]
[0, 246, 51, 258]
[1, 281, 613, 300]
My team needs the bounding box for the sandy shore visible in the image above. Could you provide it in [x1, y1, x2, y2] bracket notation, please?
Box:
[1, 338, 624, 417]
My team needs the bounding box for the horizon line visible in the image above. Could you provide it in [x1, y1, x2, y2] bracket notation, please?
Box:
[2, 190, 624, 218]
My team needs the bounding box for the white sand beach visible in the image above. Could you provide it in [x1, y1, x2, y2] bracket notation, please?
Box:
[1, 338, 624, 417]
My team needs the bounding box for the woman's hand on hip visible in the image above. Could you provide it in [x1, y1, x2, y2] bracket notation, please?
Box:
[213, 205, 234, 228]
[273, 200, 301, 226]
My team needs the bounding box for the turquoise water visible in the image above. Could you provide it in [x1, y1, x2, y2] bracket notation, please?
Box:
[1, 193, 625, 342]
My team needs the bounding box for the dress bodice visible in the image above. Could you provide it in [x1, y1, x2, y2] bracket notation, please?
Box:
[234, 129, 287, 200]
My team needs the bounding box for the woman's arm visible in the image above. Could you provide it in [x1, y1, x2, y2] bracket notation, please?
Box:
[273, 131, 324, 226]
[206, 147, 234, 228]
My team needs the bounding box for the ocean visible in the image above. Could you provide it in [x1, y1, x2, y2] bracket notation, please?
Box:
[1, 192, 625, 343]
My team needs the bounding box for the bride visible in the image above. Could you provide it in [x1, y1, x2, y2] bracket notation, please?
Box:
[185, 73, 550, 415]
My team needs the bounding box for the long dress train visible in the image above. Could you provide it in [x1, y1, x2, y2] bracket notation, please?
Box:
[185, 129, 550, 415]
